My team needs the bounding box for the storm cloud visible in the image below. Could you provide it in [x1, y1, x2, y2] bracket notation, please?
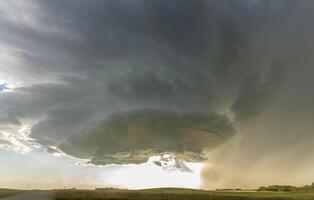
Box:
[1, 0, 314, 188]
[0, 0, 254, 162]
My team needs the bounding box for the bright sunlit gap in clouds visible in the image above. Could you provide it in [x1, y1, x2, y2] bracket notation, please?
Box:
[107, 155, 203, 189]
[0, 148, 203, 190]
[71, 154, 203, 189]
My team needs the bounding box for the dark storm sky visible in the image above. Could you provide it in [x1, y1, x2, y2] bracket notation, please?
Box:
[0, 1, 314, 187]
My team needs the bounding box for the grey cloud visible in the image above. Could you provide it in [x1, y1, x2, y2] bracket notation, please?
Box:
[59, 109, 234, 164]
[231, 57, 286, 122]
[0, 0, 258, 84]
[0, 0, 302, 170]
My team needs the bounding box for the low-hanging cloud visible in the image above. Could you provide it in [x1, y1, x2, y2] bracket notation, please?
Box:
[59, 109, 234, 165]
[1, 0, 314, 188]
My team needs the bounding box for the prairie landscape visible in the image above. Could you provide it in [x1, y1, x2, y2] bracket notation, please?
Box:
[1, 0, 314, 199]
[3, 186, 314, 200]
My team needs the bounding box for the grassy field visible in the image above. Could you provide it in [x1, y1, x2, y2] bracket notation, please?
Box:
[2, 187, 314, 199]
[54, 188, 314, 200]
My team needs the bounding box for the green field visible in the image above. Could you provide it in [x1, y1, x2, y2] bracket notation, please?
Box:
[54, 188, 314, 200]
[2, 187, 314, 200]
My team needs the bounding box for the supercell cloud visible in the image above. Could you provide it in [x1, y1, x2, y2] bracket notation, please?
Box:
[0, 0, 249, 163]
[1, 0, 314, 188]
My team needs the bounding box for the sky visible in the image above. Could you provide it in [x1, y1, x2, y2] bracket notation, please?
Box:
[1, 0, 314, 190]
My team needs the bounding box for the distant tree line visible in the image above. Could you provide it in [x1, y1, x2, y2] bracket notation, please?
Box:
[258, 183, 314, 192]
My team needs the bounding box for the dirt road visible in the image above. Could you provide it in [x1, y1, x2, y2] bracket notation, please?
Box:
[1, 191, 54, 200]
